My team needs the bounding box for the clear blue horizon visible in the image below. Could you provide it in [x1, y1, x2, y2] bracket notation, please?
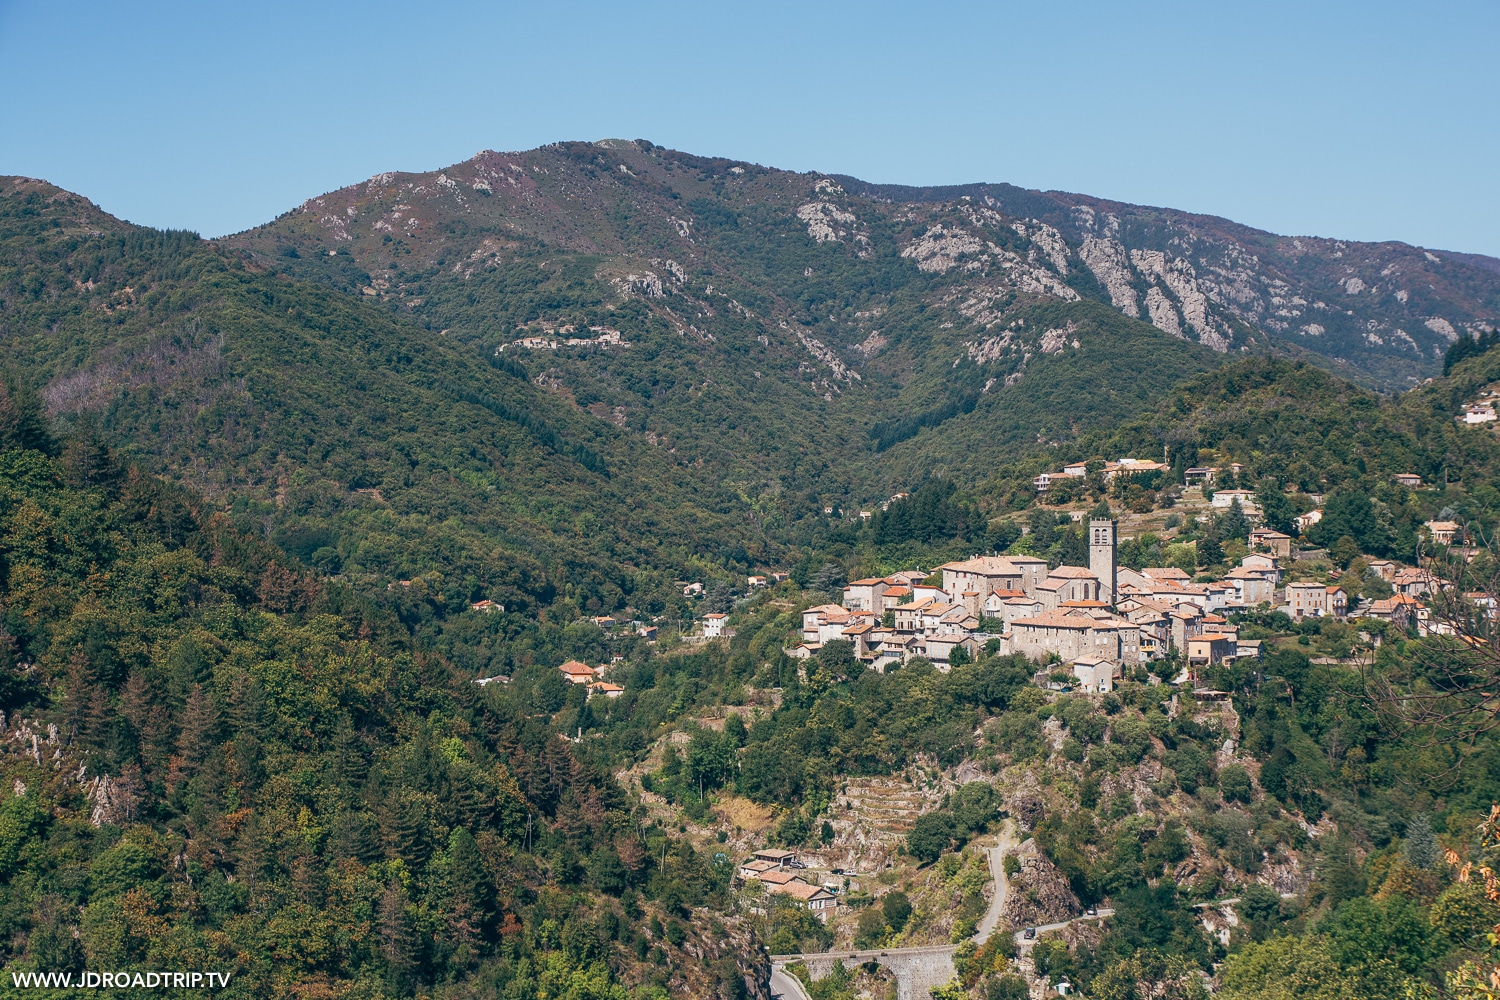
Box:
[2, 0, 1497, 256]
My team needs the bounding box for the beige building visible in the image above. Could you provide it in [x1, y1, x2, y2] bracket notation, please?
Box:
[1248, 528, 1293, 558]
[1073, 656, 1122, 693]
[1285, 581, 1330, 618]
[1187, 633, 1234, 669]
[1011, 610, 1142, 664]
[1425, 520, 1460, 545]
[939, 555, 1050, 601]
[841, 578, 890, 613]
[1038, 566, 1102, 611]
[1224, 566, 1275, 606]
[559, 661, 597, 685]
[766, 880, 838, 921]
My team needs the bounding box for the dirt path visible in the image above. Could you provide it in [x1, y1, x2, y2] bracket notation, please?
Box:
[973, 820, 1018, 942]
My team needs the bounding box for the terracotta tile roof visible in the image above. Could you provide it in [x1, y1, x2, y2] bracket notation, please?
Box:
[938, 556, 1025, 574]
[758, 870, 803, 885]
[558, 661, 596, 677]
[768, 881, 834, 902]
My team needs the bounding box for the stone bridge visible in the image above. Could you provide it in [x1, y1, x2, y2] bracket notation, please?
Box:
[770, 944, 957, 1000]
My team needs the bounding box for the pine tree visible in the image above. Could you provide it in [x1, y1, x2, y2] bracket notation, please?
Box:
[333, 714, 369, 792]
[385, 790, 429, 866]
[1405, 813, 1439, 870]
[448, 826, 493, 940]
[60, 415, 122, 494]
[1219, 499, 1250, 543]
[379, 879, 418, 995]
[1197, 527, 1224, 568]
[0, 377, 52, 454]
[174, 684, 219, 784]
[60, 649, 94, 748]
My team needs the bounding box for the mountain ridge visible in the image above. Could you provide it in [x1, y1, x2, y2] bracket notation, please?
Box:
[223, 139, 1499, 391]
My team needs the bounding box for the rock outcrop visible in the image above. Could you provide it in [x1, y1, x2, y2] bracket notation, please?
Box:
[1001, 838, 1081, 927]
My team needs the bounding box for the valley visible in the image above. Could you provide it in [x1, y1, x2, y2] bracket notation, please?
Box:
[2, 143, 1500, 1000]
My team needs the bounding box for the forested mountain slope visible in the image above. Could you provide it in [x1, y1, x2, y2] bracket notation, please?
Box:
[227, 143, 1228, 507]
[0, 429, 776, 998]
[0, 169, 1224, 609]
[233, 139, 1497, 405]
[983, 350, 1500, 507]
[0, 177, 760, 616]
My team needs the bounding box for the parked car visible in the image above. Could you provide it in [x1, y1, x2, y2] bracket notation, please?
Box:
[1023, 927, 1037, 940]
[1085, 906, 1098, 916]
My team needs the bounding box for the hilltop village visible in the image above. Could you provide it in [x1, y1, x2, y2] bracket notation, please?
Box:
[786, 513, 1439, 693]
[528, 461, 1462, 940]
[754, 459, 1450, 694]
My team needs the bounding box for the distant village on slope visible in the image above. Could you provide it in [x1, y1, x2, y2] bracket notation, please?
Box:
[512, 458, 1458, 707]
[514, 456, 1465, 923]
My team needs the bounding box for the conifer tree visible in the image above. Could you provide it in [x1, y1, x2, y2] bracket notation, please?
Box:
[0, 377, 52, 455]
[176, 683, 219, 779]
[1405, 813, 1439, 870]
[59, 649, 93, 748]
[60, 415, 122, 494]
[379, 879, 418, 994]
[1219, 498, 1250, 543]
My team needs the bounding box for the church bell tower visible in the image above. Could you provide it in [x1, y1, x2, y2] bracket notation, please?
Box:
[1090, 519, 1117, 606]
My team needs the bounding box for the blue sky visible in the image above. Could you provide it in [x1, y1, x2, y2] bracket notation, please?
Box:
[2, 0, 1497, 255]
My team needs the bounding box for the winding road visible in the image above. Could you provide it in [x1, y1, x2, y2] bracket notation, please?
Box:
[974, 822, 1019, 942]
[770, 822, 1020, 1000]
[770, 965, 812, 1000]
[767, 821, 1280, 999]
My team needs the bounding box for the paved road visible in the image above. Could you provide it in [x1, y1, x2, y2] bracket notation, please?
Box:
[1008, 893, 1295, 948]
[973, 822, 1018, 942]
[1014, 908, 1116, 948]
[770, 965, 811, 1000]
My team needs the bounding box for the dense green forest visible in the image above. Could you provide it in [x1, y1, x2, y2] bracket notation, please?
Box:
[0, 179, 769, 621]
[0, 398, 817, 997]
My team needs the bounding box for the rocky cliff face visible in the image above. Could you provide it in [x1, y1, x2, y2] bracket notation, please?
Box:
[1002, 838, 1081, 927]
[838, 175, 1500, 388]
[636, 910, 770, 1000]
[231, 140, 1499, 393]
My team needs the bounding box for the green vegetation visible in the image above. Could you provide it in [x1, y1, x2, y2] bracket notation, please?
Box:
[0, 425, 770, 996]
[4, 145, 1500, 999]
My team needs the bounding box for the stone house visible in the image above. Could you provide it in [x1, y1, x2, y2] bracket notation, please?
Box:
[1284, 581, 1330, 618]
[1248, 528, 1293, 558]
[1392, 568, 1439, 598]
[1037, 566, 1101, 611]
[1241, 553, 1282, 582]
[939, 555, 1049, 601]
[1073, 657, 1121, 693]
[1224, 566, 1275, 606]
[841, 578, 890, 613]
